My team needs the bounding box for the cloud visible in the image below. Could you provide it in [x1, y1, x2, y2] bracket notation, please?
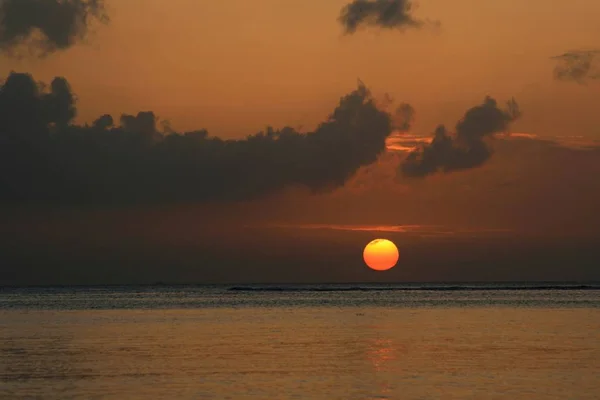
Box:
[0, 72, 405, 206]
[388, 132, 600, 154]
[269, 223, 426, 233]
[0, 0, 108, 56]
[386, 133, 430, 152]
[338, 0, 439, 35]
[266, 223, 511, 237]
[399, 96, 521, 177]
[551, 49, 600, 84]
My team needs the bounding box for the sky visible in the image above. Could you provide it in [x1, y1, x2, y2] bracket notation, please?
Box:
[1, 0, 600, 285]
[3, 0, 600, 137]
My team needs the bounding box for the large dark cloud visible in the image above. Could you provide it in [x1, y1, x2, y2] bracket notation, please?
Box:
[0, 72, 398, 206]
[400, 97, 521, 177]
[0, 0, 108, 55]
[552, 50, 600, 84]
[338, 0, 438, 34]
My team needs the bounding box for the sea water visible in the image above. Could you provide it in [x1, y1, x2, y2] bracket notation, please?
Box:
[1, 284, 599, 399]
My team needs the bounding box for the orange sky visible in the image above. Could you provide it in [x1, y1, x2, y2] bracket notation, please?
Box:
[2, 0, 599, 138]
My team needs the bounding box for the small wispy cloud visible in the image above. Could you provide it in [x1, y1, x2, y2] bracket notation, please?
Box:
[266, 223, 512, 238]
[274, 223, 425, 232]
[386, 132, 432, 152]
[551, 49, 600, 84]
[386, 132, 600, 153]
[502, 133, 600, 150]
[507, 133, 538, 140]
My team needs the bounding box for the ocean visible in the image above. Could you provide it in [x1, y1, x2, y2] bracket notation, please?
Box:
[1, 284, 599, 399]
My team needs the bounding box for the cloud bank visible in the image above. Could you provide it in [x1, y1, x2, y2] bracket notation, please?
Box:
[0, 72, 398, 206]
[0, 0, 108, 55]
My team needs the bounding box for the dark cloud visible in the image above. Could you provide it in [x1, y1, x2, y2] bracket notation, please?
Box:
[400, 97, 521, 177]
[552, 50, 600, 84]
[0, 72, 400, 206]
[338, 0, 438, 34]
[0, 0, 108, 55]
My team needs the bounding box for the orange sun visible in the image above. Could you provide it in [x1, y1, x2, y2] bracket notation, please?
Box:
[363, 239, 399, 271]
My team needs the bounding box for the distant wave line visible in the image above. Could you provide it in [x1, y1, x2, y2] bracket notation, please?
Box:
[228, 285, 600, 292]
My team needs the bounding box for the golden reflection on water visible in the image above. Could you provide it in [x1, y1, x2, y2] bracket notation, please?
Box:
[365, 338, 395, 400]
[1, 308, 599, 399]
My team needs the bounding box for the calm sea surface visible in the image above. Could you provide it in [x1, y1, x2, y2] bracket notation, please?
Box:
[1, 284, 599, 399]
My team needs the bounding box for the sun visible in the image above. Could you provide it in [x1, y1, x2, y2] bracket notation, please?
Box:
[363, 239, 399, 271]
